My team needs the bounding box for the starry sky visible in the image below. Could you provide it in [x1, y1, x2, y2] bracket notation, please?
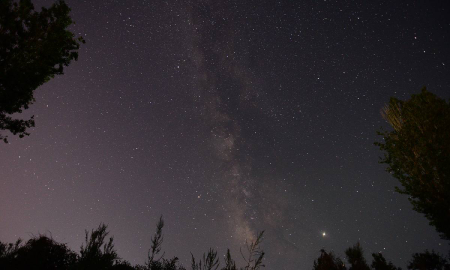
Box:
[1, 1, 450, 269]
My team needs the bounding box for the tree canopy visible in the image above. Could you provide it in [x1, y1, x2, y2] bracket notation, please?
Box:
[376, 87, 450, 240]
[371, 253, 401, 270]
[313, 243, 401, 270]
[0, 0, 84, 142]
[407, 250, 450, 270]
[313, 249, 346, 270]
[2, 222, 449, 270]
[345, 243, 370, 270]
[313, 244, 450, 270]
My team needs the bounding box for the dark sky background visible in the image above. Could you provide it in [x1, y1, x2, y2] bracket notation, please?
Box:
[1, 0, 450, 269]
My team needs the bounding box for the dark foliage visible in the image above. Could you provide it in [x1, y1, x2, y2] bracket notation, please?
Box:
[313, 249, 346, 270]
[223, 249, 237, 270]
[345, 242, 370, 270]
[0, 0, 84, 142]
[0, 216, 265, 270]
[77, 223, 118, 270]
[143, 216, 185, 270]
[376, 88, 450, 240]
[312, 243, 404, 270]
[312, 242, 449, 270]
[0, 236, 77, 270]
[407, 250, 450, 270]
[191, 248, 219, 270]
[240, 231, 265, 270]
[112, 260, 139, 270]
[371, 253, 401, 270]
[0, 239, 22, 269]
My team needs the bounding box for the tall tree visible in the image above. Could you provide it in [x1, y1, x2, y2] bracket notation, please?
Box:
[0, 0, 84, 142]
[376, 87, 450, 240]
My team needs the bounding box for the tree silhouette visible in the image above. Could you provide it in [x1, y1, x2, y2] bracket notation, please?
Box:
[314, 244, 402, 270]
[0, 236, 77, 270]
[371, 253, 401, 270]
[0, 0, 84, 142]
[77, 223, 119, 270]
[112, 260, 138, 270]
[376, 87, 450, 240]
[143, 216, 265, 270]
[240, 231, 265, 270]
[0, 216, 265, 270]
[16, 236, 77, 270]
[345, 242, 370, 270]
[223, 249, 237, 270]
[143, 216, 185, 270]
[313, 249, 347, 270]
[191, 248, 219, 270]
[0, 239, 22, 269]
[190, 231, 265, 270]
[407, 250, 450, 270]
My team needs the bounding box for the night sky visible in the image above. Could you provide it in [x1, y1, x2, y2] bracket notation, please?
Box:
[1, 1, 450, 269]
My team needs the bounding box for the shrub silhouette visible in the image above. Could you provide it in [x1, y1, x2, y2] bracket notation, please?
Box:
[0, 216, 266, 269]
[407, 250, 450, 270]
[0, 236, 76, 270]
[77, 223, 119, 270]
[371, 253, 401, 270]
[0, 239, 22, 269]
[313, 243, 450, 270]
[345, 242, 370, 270]
[313, 249, 346, 270]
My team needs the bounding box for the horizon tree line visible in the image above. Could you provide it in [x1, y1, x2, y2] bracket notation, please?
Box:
[1, 216, 449, 270]
[0, 216, 266, 270]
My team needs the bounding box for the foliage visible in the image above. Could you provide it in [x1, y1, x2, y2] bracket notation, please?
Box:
[113, 260, 139, 270]
[240, 231, 265, 270]
[223, 249, 237, 270]
[146, 216, 183, 270]
[313, 244, 404, 270]
[371, 253, 401, 270]
[191, 248, 219, 270]
[345, 242, 370, 270]
[313, 249, 346, 270]
[0, 0, 84, 142]
[0, 236, 77, 270]
[0, 217, 264, 270]
[407, 250, 450, 270]
[16, 236, 78, 270]
[376, 87, 450, 240]
[190, 231, 264, 270]
[0, 239, 22, 269]
[77, 223, 118, 269]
